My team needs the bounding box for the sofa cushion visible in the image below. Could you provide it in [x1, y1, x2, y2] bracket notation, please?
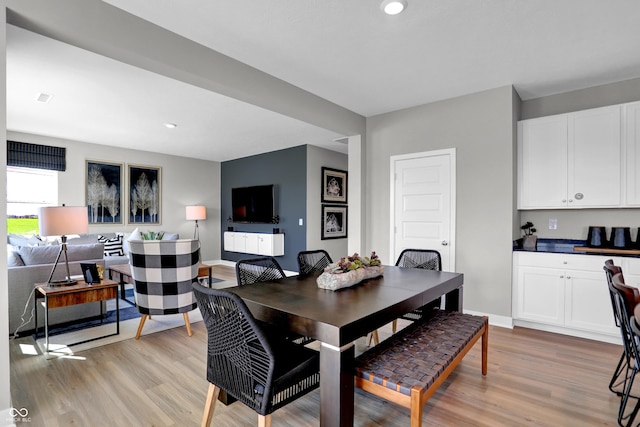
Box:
[17, 243, 105, 265]
[7, 247, 24, 267]
[8, 234, 45, 247]
[98, 234, 124, 256]
[161, 232, 179, 240]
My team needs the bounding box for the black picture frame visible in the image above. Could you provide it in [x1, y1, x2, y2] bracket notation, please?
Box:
[321, 167, 348, 204]
[80, 263, 101, 284]
[86, 160, 123, 224]
[321, 205, 348, 240]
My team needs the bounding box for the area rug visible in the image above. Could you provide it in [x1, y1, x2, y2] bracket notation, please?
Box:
[35, 278, 237, 359]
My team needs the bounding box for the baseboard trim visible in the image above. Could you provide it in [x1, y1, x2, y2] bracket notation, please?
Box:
[463, 310, 513, 329]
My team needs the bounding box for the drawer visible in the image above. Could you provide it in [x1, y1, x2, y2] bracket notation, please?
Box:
[515, 251, 623, 272]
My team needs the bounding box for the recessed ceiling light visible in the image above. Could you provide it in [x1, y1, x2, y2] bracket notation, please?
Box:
[164, 123, 177, 129]
[380, 0, 408, 15]
[36, 93, 53, 103]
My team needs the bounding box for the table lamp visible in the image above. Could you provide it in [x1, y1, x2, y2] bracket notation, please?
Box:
[38, 205, 89, 286]
[186, 205, 206, 239]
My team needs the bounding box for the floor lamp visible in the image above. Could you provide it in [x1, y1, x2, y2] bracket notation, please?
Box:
[38, 206, 89, 286]
[186, 205, 206, 240]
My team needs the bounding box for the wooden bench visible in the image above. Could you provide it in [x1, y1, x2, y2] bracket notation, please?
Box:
[354, 310, 489, 427]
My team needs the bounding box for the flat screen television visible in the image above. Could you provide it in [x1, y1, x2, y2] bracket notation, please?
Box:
[232, 184, 275, 223]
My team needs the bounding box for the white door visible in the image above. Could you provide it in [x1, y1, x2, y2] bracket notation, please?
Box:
[390, 149, 455, 271]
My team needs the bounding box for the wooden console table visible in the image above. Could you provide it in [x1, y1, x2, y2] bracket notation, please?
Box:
[34, 278, 120, 352]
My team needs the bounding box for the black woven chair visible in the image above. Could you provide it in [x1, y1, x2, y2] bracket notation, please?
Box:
[297, 249, 333, 276]
[235, 256, 286, 286]
[392, 249, 442, 333]
[193, 284, 320, 427]
[610, 273, 640, 427]
[236, 256, 314, 346]
[604, 260, 634, 396]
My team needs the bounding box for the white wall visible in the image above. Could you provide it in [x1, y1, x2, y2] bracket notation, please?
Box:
[366, 86, 517, 317]
[306, 145, 348, 260]
[8, 131, 222, 262]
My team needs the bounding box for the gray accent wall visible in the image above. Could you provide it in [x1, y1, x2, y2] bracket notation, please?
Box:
[221, 145, 307, 271]
[366, 86, 517, 317]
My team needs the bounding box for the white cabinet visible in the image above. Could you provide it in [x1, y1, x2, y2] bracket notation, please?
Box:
[625, 101, 640, 205]
[517, 105, 622, 209]
[223, 232, 284, 256]
[513, 252, 620, 342]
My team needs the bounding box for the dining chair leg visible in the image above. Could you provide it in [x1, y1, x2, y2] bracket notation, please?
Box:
[367, 330, 379, 346]
[135, 314, 148, 340]
[258, 414, 272, 427]
[201, 383, 219, 427]
[184, 312, 193, 336]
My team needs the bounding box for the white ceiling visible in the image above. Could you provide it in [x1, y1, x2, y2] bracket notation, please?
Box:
[7, 0, 640, 162]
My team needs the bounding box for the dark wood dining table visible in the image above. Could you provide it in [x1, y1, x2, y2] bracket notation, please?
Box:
[228, 265, 464, 427]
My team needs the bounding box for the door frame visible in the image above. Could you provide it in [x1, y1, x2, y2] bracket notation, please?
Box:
[389, 148, 456, 270]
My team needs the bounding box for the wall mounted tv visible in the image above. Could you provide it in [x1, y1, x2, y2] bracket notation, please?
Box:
[232, 184, 275, 223]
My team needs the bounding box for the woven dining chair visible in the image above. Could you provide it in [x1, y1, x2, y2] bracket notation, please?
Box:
[236, 256, 314, 346]
[193, 283, 320, 427]
[297, 249, 333, 276]
[610, 273, 640, 427]
[393, 249, 442, 332]
[235, 256, 286, 286]
[128, 239, 200, 339]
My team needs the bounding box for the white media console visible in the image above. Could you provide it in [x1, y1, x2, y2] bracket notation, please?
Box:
[223, 231, 284, 256]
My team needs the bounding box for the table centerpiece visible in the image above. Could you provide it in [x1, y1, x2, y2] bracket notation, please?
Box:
[316, 251, 383, 290]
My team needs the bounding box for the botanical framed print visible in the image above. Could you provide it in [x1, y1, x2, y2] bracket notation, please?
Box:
[321, 167, 347, 203]
[321, 205, 348, 240]
[128, 164, 161, 224]
[86, 160, 123, 224]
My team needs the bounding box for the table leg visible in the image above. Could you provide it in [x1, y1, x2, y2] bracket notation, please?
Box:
[444, 285, 463, 311]
[44, 295, 49, 352]
[116, 291, 120, 335]
[320, 342, 355, 427]
[34, 292, 38, 339]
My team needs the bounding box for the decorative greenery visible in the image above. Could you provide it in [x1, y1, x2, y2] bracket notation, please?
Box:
[335, 252, 381, 273]
[521, 221, 537, 236]
[141, 230, 165, 240]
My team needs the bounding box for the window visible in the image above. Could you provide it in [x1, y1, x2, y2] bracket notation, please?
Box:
[7, 166, 58, 235]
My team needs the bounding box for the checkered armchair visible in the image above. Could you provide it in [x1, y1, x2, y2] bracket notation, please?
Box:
[128, 239, 200, 339]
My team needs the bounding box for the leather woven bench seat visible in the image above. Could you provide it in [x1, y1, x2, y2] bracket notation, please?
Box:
[354, 309, 489, 427]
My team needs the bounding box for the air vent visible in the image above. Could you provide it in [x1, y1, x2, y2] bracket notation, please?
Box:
[36, 93, 53, 103]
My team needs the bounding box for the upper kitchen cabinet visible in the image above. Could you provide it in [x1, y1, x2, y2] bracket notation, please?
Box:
[625, 101, 640, 205]
[518, 104, 622, 209]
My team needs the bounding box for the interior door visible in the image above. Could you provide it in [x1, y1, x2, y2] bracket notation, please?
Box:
[390, 149, 455, 271]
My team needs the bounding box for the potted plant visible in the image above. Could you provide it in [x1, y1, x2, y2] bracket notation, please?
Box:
[521, 221, 537, 251]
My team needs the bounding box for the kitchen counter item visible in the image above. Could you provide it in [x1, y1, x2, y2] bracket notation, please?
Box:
[586, 226, 608, 248]
[610, 227, 632, 249]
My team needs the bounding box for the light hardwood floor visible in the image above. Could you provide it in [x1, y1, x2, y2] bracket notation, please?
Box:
[9, 265, 626, 426]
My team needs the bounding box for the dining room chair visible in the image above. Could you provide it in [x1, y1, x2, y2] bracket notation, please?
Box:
[604, 259, 630, 396]
[610, 272, 640, 427]
[192, 283, 320, 427]
[128, 239, 200, 339]
[391, 249, 443, 333]
[236, 256, 314, 346]
[297, 249, 333, 276]
[235, 256, 286, 286]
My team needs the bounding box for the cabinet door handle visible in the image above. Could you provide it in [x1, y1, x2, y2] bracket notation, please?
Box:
[562, 199, 567, 203]
[560, 275, 564, 278]
[568, 199, 573, 203]
[566, 276, 571, 279]
[441, 241, 448, 246]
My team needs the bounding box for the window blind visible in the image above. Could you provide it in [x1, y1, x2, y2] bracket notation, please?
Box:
[7, 140, 66, 171]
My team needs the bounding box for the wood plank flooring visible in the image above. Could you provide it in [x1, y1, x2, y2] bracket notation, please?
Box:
[9, 265, 626, 426]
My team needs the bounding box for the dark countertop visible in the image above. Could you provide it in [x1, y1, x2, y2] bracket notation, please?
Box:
[513, 238, 640, 257]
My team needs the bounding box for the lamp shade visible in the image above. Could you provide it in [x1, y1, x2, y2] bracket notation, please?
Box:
[186, 205, 206, 221]
[38, 206, 89, 236]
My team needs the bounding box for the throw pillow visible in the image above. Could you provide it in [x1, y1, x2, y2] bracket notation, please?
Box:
[7, 246, 24, 267]
[161, 232, 179, 240]
[98, 233, 124, 256]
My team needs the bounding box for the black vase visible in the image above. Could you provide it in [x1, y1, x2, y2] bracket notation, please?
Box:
[586, 226, 607, 248]
[610, 227, 632, 249]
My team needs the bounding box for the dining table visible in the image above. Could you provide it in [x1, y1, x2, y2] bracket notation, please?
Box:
[228, 264, 464, 427]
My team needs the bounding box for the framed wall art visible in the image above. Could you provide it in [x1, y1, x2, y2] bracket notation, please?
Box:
[86, 160, 123, 224]
[321, 167, 347, 204]
[128, 164, 161, 224]
[321, 204, 348, 240]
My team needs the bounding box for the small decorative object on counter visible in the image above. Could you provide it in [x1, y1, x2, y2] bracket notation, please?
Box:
[316, 251, 384, 290]
[521, 221, 537, 251]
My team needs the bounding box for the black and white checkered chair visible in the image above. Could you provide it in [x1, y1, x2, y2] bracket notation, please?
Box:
[128, 239, 200, 339]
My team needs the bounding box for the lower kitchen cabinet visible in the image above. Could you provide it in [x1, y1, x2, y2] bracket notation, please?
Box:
[513, 251, 621, 343]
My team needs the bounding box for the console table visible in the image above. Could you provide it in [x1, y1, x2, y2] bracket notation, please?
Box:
[34, 278, 120, 352]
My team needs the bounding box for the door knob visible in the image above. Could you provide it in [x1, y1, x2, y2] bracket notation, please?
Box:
[441, 241, 448, 246]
